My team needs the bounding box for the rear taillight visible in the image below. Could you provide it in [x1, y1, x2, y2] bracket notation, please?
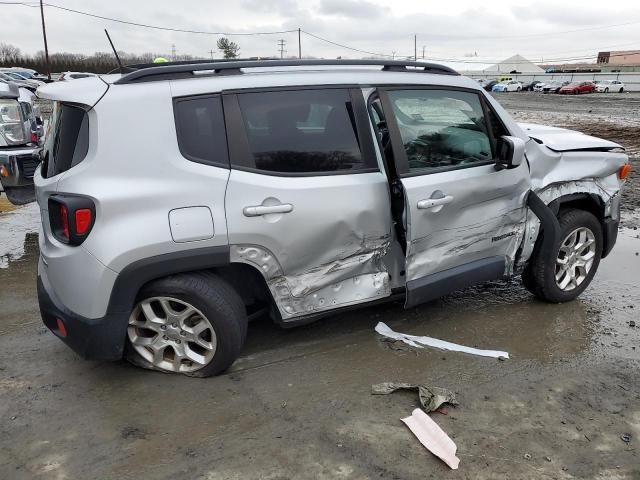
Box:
[48, 196, 95, 245]
[60, 204, 70, 240]
[74, 209, 92, 235]
[31, 131, 38, 143]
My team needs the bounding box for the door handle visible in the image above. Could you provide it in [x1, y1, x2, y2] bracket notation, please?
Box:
[243, 204, 293, 217]
[417, 195, 454, 210]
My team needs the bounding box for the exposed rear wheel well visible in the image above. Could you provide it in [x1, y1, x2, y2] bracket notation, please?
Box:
[136, 263, 274, 320]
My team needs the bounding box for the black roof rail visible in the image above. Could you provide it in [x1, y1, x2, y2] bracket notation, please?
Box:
[114, 59, 459, 84]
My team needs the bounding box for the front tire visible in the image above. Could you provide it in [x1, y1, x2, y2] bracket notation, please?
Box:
[522, 209, 603, 303]
[125, 272, 247, 377]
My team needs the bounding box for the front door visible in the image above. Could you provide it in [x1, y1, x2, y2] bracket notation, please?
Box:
[224, 87, 392, 321]
[377, 87, 531, 307]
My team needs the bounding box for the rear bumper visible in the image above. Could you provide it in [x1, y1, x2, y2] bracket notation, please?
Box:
[0, 145, 40, 188]
[37, 260, 128, 361]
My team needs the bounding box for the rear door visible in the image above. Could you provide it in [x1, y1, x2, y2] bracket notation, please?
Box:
[377, 87, 530, 307]
[224, 87, 392, 321]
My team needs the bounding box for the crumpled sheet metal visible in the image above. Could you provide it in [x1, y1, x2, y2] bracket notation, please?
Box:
[527, 144, 628, 193]
[230, 236, 391, 320]
[517, 176, 621, 267]
[375, 322, 509, 359]
[371, 382, 458, 413]
[402, 408, 460, 470]
[405, 206, 527, 282]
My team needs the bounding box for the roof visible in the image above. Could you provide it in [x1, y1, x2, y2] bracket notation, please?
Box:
[113, 59, 459, 84]
[38, 60, 484, 104]
[481, 55, 545, 74]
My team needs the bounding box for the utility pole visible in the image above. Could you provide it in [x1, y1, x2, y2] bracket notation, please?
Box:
[171, 44, 176, 61]
[209, 49, 215, 60]
[414, 34, 417, 61]
[391, 51, 396, 60]
[422, 46, 426, 59]
[39, 0, 51, 80]
[298, 28, 302, 59]
[277, 39, 286, 59]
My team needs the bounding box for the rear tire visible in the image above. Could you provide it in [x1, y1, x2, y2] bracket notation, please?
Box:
[125, 272, 247, 377]
[522, 209, 603, 303]
[619, 88, 624, 93]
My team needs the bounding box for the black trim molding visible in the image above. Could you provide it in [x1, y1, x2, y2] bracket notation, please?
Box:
[405, 256, 506, 308]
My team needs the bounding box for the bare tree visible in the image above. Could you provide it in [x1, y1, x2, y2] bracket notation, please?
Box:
[0, 43, 21, 63]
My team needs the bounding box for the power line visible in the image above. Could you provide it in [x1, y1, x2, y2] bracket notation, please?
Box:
[302, 30, 640, 64]
[0, 1, 299, 36]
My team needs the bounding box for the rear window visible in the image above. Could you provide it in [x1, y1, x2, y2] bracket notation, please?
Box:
[41, 102, 89, 178]
[235, 89, 371, 174]
[173, 95, 229, 168]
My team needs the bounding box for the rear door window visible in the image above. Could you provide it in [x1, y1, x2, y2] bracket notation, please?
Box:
[233, 88, 376, 175]
[41, 102, 89, 178]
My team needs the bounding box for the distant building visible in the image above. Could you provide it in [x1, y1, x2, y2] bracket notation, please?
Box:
[597, 50, 640, 66]
[482, 54, 545, 74]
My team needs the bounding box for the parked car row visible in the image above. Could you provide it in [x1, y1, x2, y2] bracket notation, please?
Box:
[0, 67, 98, 91]
[475, 77, 626, 94]
[0, 82, 43, 205]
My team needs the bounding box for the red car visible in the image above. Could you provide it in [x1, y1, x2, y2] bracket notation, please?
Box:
[559, 81, 596, 95]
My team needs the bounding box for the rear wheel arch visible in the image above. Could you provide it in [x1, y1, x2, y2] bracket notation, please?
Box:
[126, 262, 274, 321]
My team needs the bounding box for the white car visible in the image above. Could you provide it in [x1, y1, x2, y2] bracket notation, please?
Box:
[59, 71, 97, 81]
[492, 81, 522, 92]
[533, 82, 546, 92]
[595, 80, 625, 93]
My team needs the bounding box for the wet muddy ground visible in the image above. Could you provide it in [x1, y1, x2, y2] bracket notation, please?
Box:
[1, 93, 639, 479]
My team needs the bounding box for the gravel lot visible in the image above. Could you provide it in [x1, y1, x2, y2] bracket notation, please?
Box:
[1, 92, 639, 479]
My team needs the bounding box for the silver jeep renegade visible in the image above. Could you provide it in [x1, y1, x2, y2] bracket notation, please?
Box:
[34, 60, 630, 376]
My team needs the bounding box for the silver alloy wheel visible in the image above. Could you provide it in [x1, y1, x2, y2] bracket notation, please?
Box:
[555, 227, 596, 291]
[127, 297, 217, 373]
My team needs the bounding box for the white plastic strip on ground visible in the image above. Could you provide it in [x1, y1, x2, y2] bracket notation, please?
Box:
[401, 408, 460, 469]
[375, 322, 509, 359]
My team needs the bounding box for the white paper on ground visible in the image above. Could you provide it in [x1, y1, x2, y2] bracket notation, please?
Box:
[401, 408, 460, 470]
[375, 322, 509, 359]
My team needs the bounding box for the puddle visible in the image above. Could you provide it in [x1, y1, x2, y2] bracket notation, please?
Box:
[0, 202, 40, 269]
[0, 195, 18, 214]
[237, 225, 640, 372]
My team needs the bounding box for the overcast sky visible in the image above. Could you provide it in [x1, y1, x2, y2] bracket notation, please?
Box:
[1, 0, 639, 64]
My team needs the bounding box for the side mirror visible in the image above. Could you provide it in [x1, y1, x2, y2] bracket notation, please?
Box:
[496, 135, 525, 170]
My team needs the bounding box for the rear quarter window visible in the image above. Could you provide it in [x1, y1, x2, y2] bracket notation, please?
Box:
[41, 102, 89, 178]
[173, 95, 229, 168]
